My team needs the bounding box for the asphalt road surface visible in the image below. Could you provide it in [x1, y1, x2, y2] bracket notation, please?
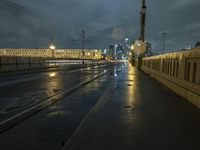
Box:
[0, 63, 200, 150]
[0, 63, 116, 124]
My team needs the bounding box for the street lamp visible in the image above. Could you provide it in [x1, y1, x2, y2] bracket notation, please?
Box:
[50, 44, 55, 59]
[81, 30, 85, 64]
[131, 44, 134, 50]
[162, 32, 167, 54]
[50, 38, 56, 59]
[50, 44, 55, 50]
[124, 38, 131, 60]
[140, 0, 147, 41]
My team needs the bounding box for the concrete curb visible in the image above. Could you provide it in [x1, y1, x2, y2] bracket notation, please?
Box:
[0, 70, 111, 133]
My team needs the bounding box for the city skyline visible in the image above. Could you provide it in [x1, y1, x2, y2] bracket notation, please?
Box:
[0, 0, 200, 53]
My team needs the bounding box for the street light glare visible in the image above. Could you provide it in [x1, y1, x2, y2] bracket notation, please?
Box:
[131, 45, 134, 50]
[49, 72, 56, 77]
[50, 44, 55, 50]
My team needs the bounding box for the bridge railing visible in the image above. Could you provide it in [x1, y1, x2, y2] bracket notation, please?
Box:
[141, 48, 200, 108]
[0, 56, 106, 72]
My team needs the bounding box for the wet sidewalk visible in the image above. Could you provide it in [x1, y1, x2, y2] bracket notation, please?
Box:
[63, 64, 200, 150]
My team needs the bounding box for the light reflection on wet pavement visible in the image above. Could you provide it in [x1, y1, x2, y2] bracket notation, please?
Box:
[1, 63, 200, 150]
[0, 64, 115, 122]
[0, 63, 121, 150]
[62, 64, 200, 150]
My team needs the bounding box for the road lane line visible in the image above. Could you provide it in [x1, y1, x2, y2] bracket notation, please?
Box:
[61, 81, 114, 149]
[0, 64, 107, 87]
[0, 69, 113, 133]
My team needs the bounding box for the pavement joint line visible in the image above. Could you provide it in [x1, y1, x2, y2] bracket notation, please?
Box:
[0, 69, 113, 133]
[61, 80, 114, 149]
[0, 63, 106, 77]
[0, 65, 106, 87]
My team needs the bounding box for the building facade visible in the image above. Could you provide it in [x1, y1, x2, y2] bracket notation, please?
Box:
[0, 48, 102, 60]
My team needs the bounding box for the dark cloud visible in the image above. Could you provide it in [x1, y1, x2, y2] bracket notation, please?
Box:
[146, 0, 200, 52]
[0, 0, 199, 53]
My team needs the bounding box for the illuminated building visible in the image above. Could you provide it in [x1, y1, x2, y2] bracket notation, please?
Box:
[0, 48, 102, 60]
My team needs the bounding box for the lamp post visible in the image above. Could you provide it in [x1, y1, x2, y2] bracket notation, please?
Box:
[50, 43, 55, 59]
[140, 0, 147, 42]
[162, 32, 167, 54]
[50, 43, 55, 66]
[81, 30, 85, 64]
[125, 38, 130, 60]
[129, 43, 135, 65]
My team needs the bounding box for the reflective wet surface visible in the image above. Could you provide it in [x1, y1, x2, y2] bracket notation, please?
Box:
[0, 63, 121, 150]
[63, 63, 200, 150]
[1, 63, 200, 150]
[0, 64, 113, 122]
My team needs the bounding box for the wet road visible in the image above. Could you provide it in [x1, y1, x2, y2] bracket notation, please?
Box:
[1, 63, 200, 150]
[63, 64, 200, 150]
[0, 64, 115, 123]
[0, 62, 123, 150]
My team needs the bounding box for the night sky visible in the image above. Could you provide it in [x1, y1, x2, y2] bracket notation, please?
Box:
[0, 0, 200, 53]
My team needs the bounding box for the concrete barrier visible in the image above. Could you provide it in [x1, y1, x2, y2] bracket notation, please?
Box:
[141, 48, 200, 108]
[0, 57, 107, 73]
